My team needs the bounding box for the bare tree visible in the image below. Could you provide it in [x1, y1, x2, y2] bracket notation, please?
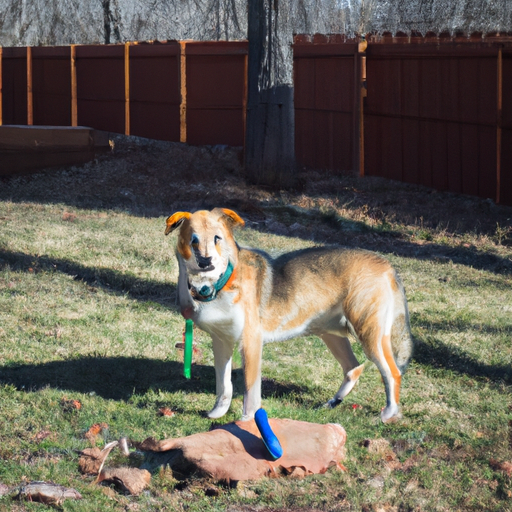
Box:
[1, 0, 510, 47]
[245, 0, 296, 187]
[101, 0, 121, 44]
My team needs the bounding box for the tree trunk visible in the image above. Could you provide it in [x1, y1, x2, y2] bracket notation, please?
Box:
[245, 0, 296, 187]
[101, 0, 112, 44]
[101, 0, 121, 45]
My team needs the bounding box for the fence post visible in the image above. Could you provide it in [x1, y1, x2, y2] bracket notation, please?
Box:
[0, 47, 3, 126]
[125, 42, 130, 136]
[180, 41, 187, 143]
[71, 45, 77, 126]
[496, 47, 502, 204]
[27, 46, 33, 125]
[243, 51, 248, 160]
[357, 36, 367, 177]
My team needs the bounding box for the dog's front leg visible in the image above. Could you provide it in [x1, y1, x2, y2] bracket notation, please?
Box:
[208, 334, 234, 419]
[241, 329, 263, 421]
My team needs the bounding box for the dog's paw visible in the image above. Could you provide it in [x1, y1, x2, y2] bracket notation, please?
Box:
[207, 406, 229, 419]
[323, 398, 343, 409]
[207, 396, 232, 419]
[207, 408, 227, 419]
[380, 405, 402, 423]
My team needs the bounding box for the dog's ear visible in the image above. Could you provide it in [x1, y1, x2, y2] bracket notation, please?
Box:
[165, 212, 191, 235]
[216, 208, 245, 228]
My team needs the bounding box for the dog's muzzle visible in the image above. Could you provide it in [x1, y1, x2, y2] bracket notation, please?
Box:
[188, 260, 234, 303]
[191, 284, 215, 301]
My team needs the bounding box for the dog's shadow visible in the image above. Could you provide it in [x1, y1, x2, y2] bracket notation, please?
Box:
[0, 356, 314, 404]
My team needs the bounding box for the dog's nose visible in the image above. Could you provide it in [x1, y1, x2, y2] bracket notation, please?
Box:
[197, 255, 213, 269]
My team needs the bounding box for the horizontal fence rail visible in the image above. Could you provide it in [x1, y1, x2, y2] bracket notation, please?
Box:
[0, 36, 511, 205]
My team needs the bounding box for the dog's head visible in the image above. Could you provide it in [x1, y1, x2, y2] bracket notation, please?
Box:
[165, 208, 245, 300]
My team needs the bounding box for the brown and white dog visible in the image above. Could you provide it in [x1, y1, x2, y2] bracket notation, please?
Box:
[165, 208, 413, 423]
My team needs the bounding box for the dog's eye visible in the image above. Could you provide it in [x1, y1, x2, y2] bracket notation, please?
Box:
[191, 234, 199, 248]
[214, 235, 222, 245]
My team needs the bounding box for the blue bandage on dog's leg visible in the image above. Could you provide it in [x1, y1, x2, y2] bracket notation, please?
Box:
[254, 408, 283, 460]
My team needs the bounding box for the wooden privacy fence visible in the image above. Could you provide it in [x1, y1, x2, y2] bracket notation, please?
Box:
[293, 36, 361, 176]
[0, 41, 247, 147]
[0, 36, 511, 206]
[363, 35, 512, 207]
[293, 34, 512, 206]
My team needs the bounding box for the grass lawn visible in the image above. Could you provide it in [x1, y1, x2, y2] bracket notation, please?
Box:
[0, 136, 511, 511]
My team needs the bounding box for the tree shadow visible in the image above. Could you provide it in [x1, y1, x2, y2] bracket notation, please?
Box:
[410, 310, 512, 386]
[0, 248, 177, 307]
[1, 149, 510, 277]
[380, 238, 512, 276]
[0, 247, 317, 404]
[412, 316, 512, 337]
[1, 171, 511, 400]
[1, 247, 510, 402]
[249, 205, 512, 276]
[412, 336, 512, 386]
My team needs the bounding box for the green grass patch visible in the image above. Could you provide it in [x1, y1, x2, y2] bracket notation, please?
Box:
[1, 177, 511, 511]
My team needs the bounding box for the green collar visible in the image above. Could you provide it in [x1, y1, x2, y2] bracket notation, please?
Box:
[194, 260, 234, 302]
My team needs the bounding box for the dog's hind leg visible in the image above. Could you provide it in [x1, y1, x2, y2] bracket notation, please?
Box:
[321, 333, 365, 408]
[362, 303, 403, 423]
[371, 331, 402, 423]
[208, 335, 234, 419]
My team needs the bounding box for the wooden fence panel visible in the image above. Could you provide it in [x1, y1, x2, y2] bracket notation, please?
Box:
[1, 48, 28, 125]
[365, 42, 502, 202]
[185, 42, 247, 147]
[32, 47, 72, 126]
[75, 45, 125, 134]
[501, 49, 512, 206]
[129, 43, 181, 142]
[293, 38, 358, 173]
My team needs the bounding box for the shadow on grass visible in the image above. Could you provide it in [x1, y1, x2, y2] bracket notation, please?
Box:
[0, 357, 213, 400]
[0, 248, 177, 306]
[382, 239, 512, 275]
[1, 247, 510, 398]
[412, 310, 512, 386]
[254, 223, 512, 276]
[2, 166, 511, 277]
[261, 377, 310, 399]
[412, 316, 512, 337]
[247, 204, 512, 275]
[413, 336, 512, 386]
[0, 357, 313, 403]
